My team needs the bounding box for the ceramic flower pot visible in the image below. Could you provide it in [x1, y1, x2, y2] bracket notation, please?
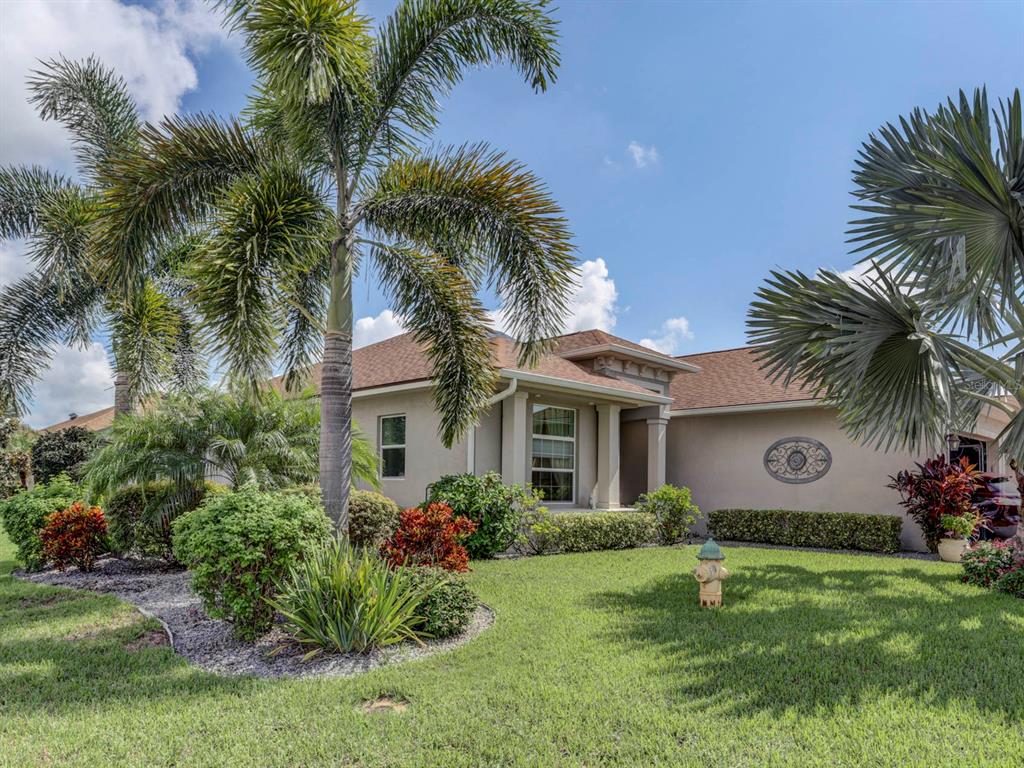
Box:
[938, 537, 969, 563]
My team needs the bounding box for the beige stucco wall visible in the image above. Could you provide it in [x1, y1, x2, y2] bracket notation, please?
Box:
[352, 388, 468, 508]
[663, 406, 938, 550]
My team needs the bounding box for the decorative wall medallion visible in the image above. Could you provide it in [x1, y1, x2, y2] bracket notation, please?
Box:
[763, 437, 832, 484]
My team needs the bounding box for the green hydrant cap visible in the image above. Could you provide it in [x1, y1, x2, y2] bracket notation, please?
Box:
[697, 538, 725, 561]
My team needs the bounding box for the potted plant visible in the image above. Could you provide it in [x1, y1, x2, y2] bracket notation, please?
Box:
[937, 513, 979, 563]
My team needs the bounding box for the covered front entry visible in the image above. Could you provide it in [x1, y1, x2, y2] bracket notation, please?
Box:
[619, 406, 670, 505]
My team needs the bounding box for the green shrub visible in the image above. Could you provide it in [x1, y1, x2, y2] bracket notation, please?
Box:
[552, 511, 657, 553]
[995, 567, 1024, 599]
[707, 509, 903, 553]
[171, 486, 332, 640]
[30, 427, 97, 483]
[0, 475, 82, 570]
[514, 505, 560, 555]
[427, 472, 537, 558]
[106, 481, 220, 561]
[348, 490, 400, 549]
[269, 539, 429, 655]
[407, 567, 478, 638]
[635, 484, 701, 544]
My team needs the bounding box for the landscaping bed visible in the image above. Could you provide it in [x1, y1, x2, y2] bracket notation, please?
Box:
[16, 557, 494, 679]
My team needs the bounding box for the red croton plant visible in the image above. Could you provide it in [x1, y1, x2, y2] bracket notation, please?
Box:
[40, 502, 108, 572]
[382, 503, 477, 573]
[889, 455, 982, 553]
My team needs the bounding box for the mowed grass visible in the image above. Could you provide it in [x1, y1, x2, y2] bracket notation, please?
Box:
[2, 531, 1023, 768]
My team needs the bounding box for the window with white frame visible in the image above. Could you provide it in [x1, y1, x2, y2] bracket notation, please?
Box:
[531, 404, 575, 503]
[379, 414, 406, 478]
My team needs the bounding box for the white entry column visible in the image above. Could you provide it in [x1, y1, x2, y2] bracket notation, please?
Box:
[595, 403, 621, 509]
[646, 415, 668, 491]
[501, 391, 529, 486]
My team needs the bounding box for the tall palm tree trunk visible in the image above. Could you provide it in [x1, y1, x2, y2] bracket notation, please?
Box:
[320, 236, 354, 531]
[113, 369, 134, 417]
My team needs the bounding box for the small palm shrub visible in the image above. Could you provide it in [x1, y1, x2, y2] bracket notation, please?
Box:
[348, 490, 400, 549]
[172, 487, 332, 640]
[427, 473, 537, 558]
[0, 475, 82, 570]
[406, 567, 478, 639]
[382, 503, 477, 572]
[31, 426, 97, 483]
[635, 484, 701, 544]
[40, 502, 108, 572]
[270, 540, 429, 656]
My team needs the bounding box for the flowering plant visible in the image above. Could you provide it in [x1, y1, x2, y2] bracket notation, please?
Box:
[40, 502, 108, 572]
[382, 503, 477, 572]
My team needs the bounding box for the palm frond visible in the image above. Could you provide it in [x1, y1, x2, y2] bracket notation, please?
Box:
[25, 185, 98, 300]
[848, 88, 1024, 340]
[748, 267, 976, 453]
[27, 56, 140, 179]
[280, 259, 328, 391]
[359, 144, 576, 364]
[219, 0, 372, 107]
[94, 113, 268, 295]
[361, 0, 560, 166]
[372, 243, 495, 446]
[0, 274, 103, 415]
[109, 282, 182, 402]
[189, 161, 332, 388]
[0, 166, 73, 240]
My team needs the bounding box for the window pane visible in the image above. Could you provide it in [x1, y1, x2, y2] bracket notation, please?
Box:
[381, 415, 405, 446]
[532, 438, 574, 469]
[382, 447, 405, 478]
[532, 406, 574, 438]
[531, 470, 573, 502]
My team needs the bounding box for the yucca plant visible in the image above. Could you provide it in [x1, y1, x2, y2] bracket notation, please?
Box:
[269, 539, 430, 657]
[94, 0, 576, 530]
[749, 89, 1024, 466]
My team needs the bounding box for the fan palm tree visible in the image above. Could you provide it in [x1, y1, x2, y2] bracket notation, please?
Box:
[84, 387, 378, 512]
[0, 57, 203, 420]
[95, 0, 577, 529]
[748, 89, 1024, 462]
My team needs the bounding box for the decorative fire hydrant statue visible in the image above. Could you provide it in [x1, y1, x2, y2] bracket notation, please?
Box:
[693, 538, 729, 608]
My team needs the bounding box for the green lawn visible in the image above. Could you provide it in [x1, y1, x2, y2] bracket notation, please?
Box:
[2, 531, 1023, 768]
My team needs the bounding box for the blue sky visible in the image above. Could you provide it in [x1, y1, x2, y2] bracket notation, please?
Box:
[181, 0, 1024, 353]
[1, 0, 1021, 425]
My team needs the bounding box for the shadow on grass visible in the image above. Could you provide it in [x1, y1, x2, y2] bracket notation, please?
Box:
[591, 563, 1024, 719]
[1, 574, 257, 715]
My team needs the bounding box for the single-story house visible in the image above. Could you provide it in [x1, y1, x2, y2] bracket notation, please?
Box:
[46, 328, 1013, 551]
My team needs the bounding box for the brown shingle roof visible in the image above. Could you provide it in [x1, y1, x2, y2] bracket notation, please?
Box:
[269, 331, 665, 400]
[42, 406, 116, 433]
[554, 329, 681, 361]
[670, 347, 817, 411]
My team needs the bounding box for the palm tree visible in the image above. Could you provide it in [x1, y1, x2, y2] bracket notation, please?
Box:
[0, 57, 203, 420]
[95, 0, 577, 529]
[84, 387, 379, 510]
[748, 89, 1023, 462]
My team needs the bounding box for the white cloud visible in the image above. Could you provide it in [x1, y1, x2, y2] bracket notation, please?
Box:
[22, 342, 114, 428]
[489, 258, 619, 337]
[0, 240, 31, 283]
[0, 0, 232, 171]
[354, 309, 406, 348]
[626, 140, 659, 169]
[639, 316, 694, 355]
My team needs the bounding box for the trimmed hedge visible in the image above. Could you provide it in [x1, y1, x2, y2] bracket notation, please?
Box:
[553, 511, 657, 553]
[707, 509, 902, 553]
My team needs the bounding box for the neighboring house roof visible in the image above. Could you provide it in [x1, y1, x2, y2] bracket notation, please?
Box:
[670, 346, 817, 412]
[42, 406, 117, 433]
